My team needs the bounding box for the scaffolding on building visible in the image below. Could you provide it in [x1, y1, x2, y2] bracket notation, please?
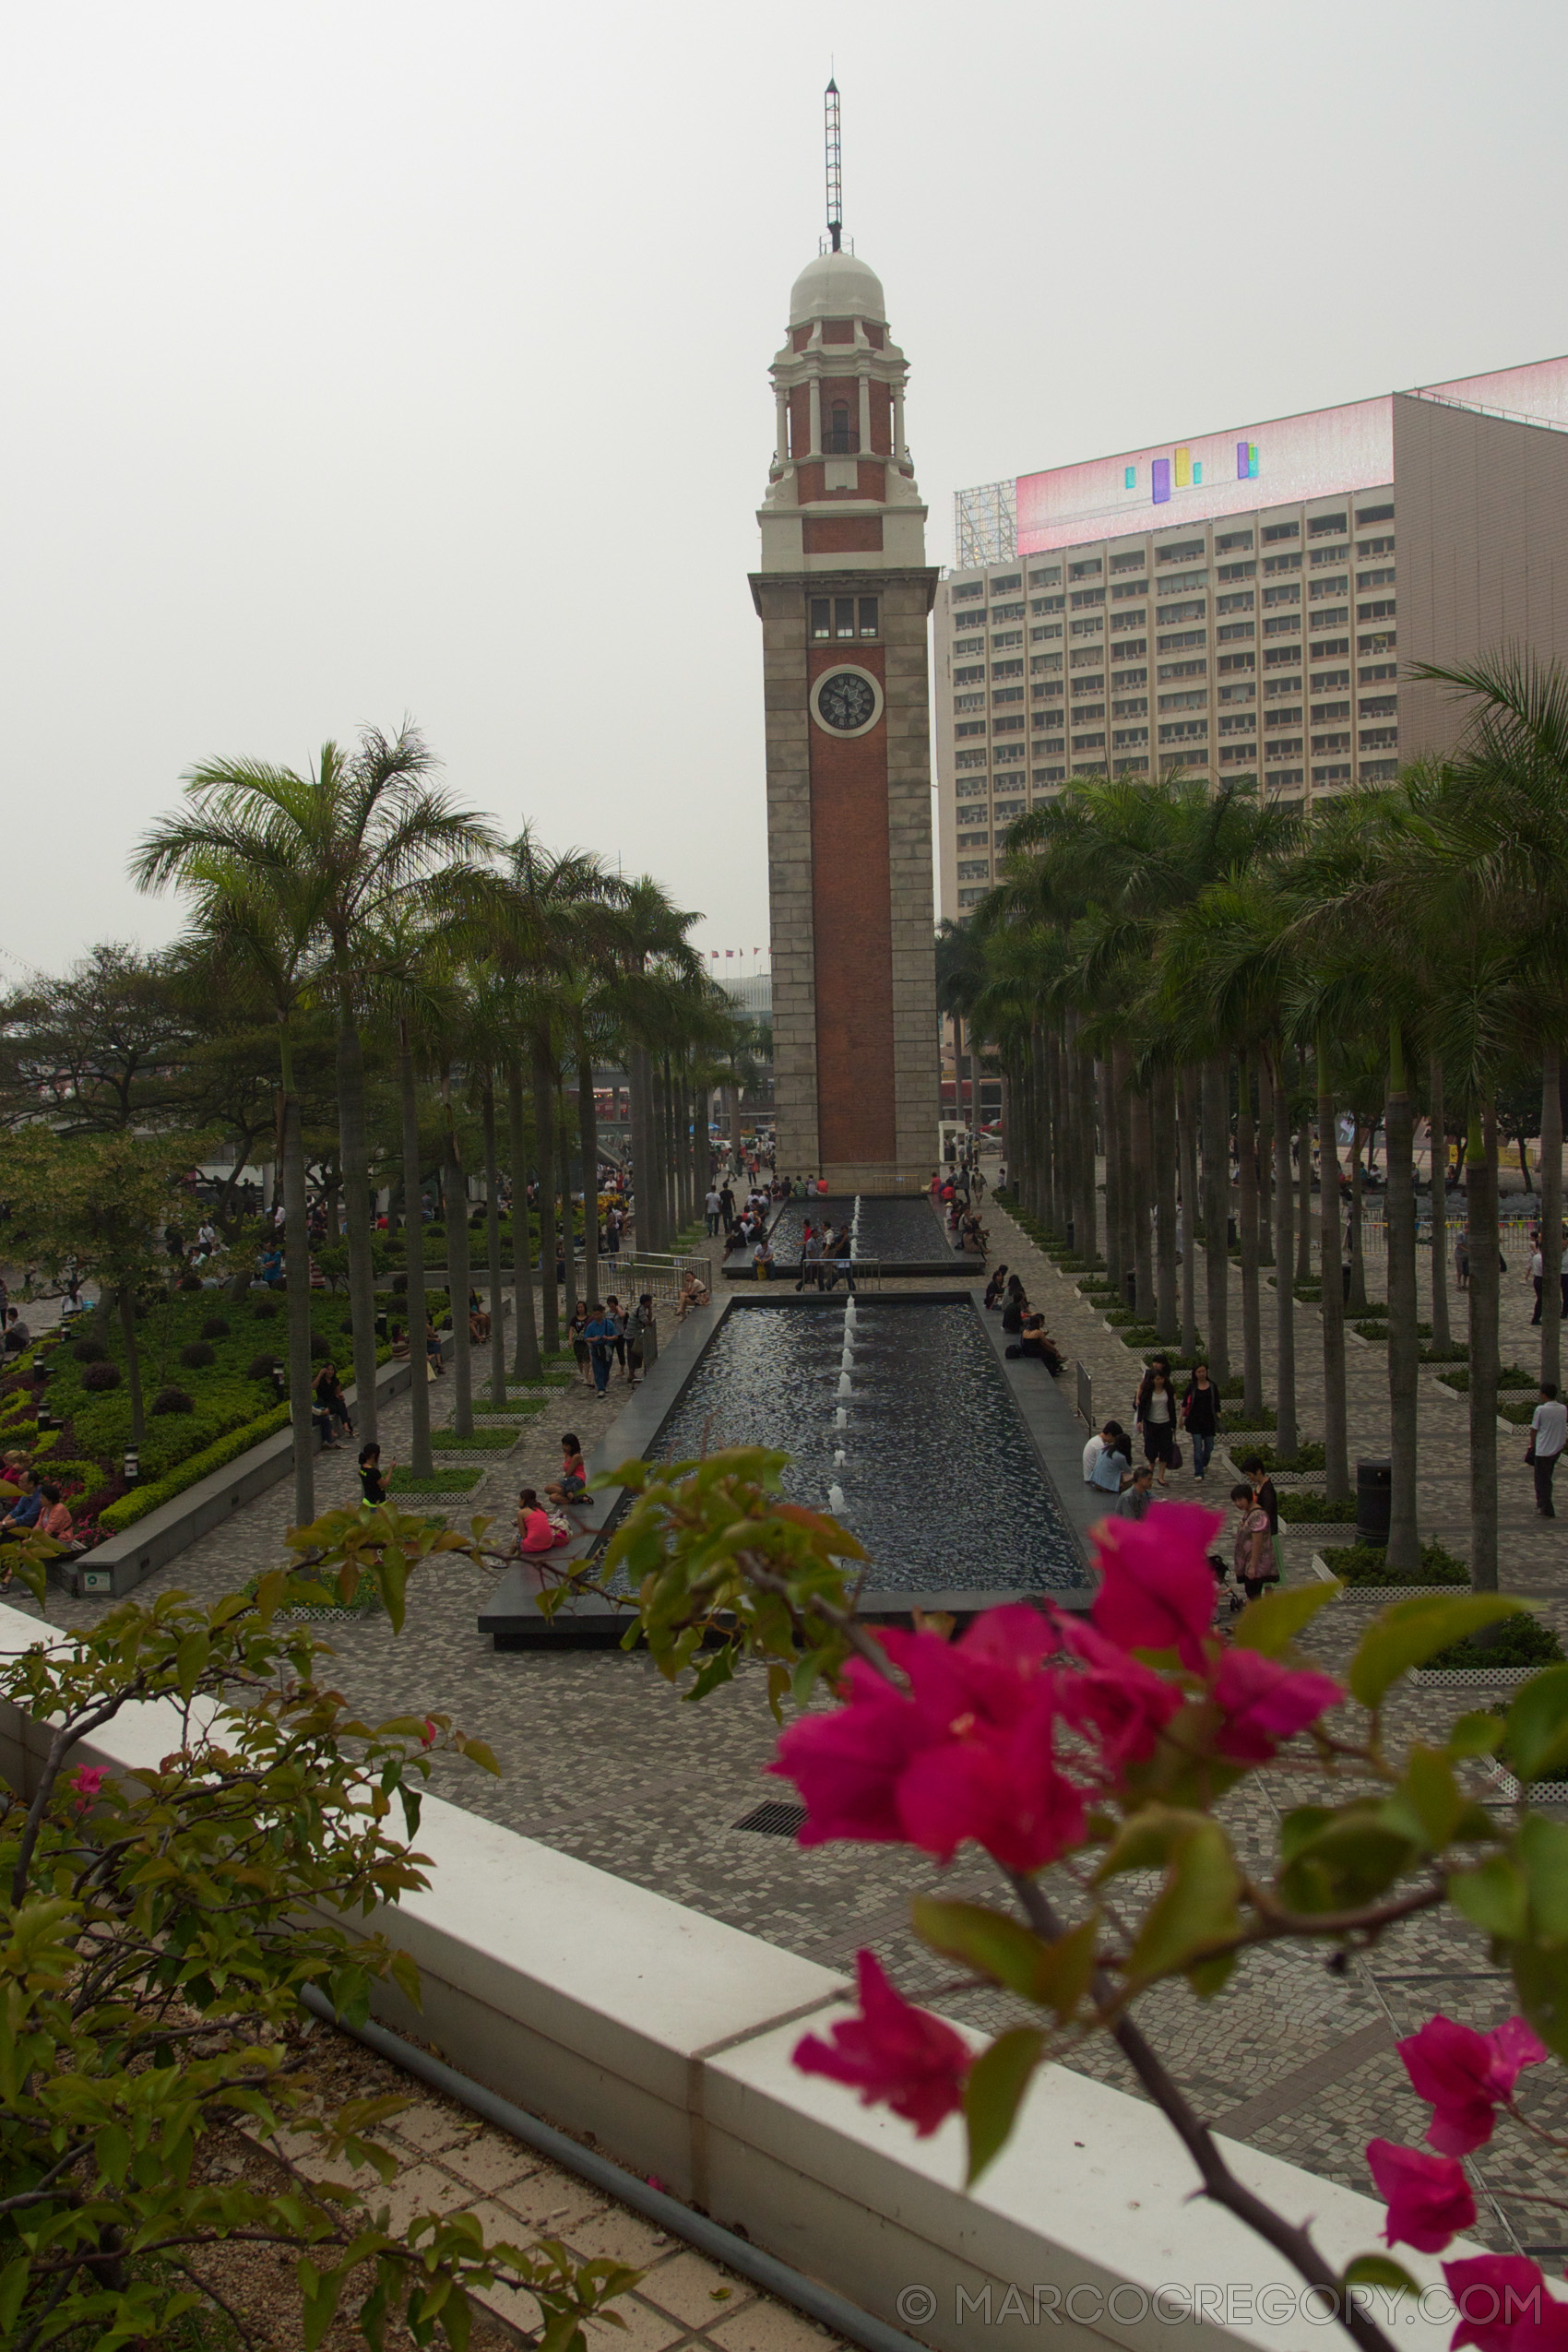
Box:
[954, 480, 1017, 569]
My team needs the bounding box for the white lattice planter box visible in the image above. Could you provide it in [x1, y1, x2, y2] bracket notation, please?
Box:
[1278, 1522, 1360, 1543]
[1485, 1764, 1568, 1804]
[1413, 1666, 1543, 1691]
[1309, 1557, 1470, 1600]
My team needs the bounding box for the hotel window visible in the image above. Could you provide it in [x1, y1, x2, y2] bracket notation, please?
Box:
[1310, 576, 1348, 599]
[1218, 712, 1256, 735]
[1215, 529, 1254, 553]
[1263, 583, 1301, 606]
[1313, 762, 1353, 785]
[1218, 681, 1256, 704]
[1070, 588, 1106, 609]
[1032, 683, 1064, 703]
[1028, 564, 1063, 587]
[993, 714, 1027, 732]
[1112, 696, 1148, 718]
[1111, 667, 1148, 688]
[953, 636, 984, 655]
[992, 573, 1021, 594]
[1356, 502, 1395, 526]
[952, 582, 984, 600]
[1312, 701, 1351, 723]
[1112, 726, 1149, 747]
[956, 831, 989, 849]
[1072, 704, 1105, 724]
[1031, 593, 1065, 613]
[1361, 757, 1398, 781]
[1360, 630, 1397, 654]
[1360, 727, 1398, 751]
[1111, 610, 1146, 632]
[956, 720, 987, 738]
[992, 657, 1024, 678]
[1158, 719, 1208, 743]
[1030, 623, 1064, 643]
[1312, 731, 1352, 754]
[1068, 556, 1103, 578]
[1218, 651, 1257, 674]
[1110, 551, 1146, 573]
[1158, 598, 1206, 625]
[992, 685, 1025, 704]
[956, 804, 988, 825]
[1111, 578, 1148, 600]
[1263, 521, 1301, 543]
[1217, 590, 1254, 613]
[1358, 535, 1396, 560]
[1159, 688, 1208, 712]
[955, 694, 985, 713]
[1158, 658, 1206, 682]
[1357, 566, 1396, 591]
[956, 860, 992, 881]
[1217, 560, 1257, 583]
[1311, 610, 1349, 631]
[1158, 570, 1206, 596]
[1157, 539, 1205, 564]
[992, 627, 1025, 648]
[1111, 637, 1147, 659]
[1358, 598, 1396, 623]
[1308, 513, 1348, 538]
[955, 748, 988, 768]
[1313, 638, 1351, 660]
[954, 664, 986, 685]
[1266, 739, 1303, 758]
[1314, 669, 1351, 691]
[1265, 707, 1302, 729]
[992, 600, 1026, 621]
[1263, 553, 1302, 577]
[1360, 661, 1397, 684]
[1070, 617, 1105, 639]
[957, 887, 988, 908]
[1030, 652, 1063, 674]
[1070, 671, 1106, 694]
[993, 799, 1024, 820]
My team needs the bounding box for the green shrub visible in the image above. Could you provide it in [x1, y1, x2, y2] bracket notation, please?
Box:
[1321, 1538, 1469, 1587]
[199, 1316, 232, 1340]
[386, 1467, 485, 1494]
[430, 1428, 518, 1450]
[1246, 1441, 1326, 1475]
[81, 1360, 123, 1391]
[95, 1407, 291, 1532]
[70, 1338, 107, 1364]
[152, 1386, 195, 1416]
[250, 1298, 279, 1319]
[1429, 1617, 1565, 1673]
[1277, 1490, 1358, 1523]
[472, 1397, 547, 1419]
[247, 1350, 281, 1380]
[1438, 1363, 1536, 1394]
[180, 1341, 217, 1370]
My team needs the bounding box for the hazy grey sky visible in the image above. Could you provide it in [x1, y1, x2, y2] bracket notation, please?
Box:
[4, 0, 1564, 980]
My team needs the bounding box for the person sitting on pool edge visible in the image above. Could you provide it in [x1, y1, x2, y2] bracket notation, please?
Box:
[517, 1486, 571, 1555]
[547, 1434, 592, 1533]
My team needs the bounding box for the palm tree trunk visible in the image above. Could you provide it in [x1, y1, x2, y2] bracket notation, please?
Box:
[1257, 1075, 1274, 1266]
[277, 1058, 315, 1520]
[1272, 1054, 1297, 1462]
[1237, 1050, 1264, 1417]
[482, 1076, 507, 1408]
[334, 987, 379, 1450]
[1385, 1027, 1420, 1574]
[1296, 1095, 1313, 1285]
[1075, 1029, 1098, 1259]
[1116, 1050, 1137, 1304]
[1130, 1080, 1155, 1324]
[1180, 1067, 1199, 1358]
[1467, 1100, 1501, 1592]
[1542, 1046, 1562, 1392]
[1100, 1063, 1123, 1293]
[628, 1043, 652, 1250]
[399, 1034, 434, 1478]
[506, 1063, 541, 1379]
[1154, 1064, 1179, 1343]
[532, 1041, 559, 1352]
[1429, 1057, 1451, 1353]
[578, 1035, 600, 1314]
[1201, 1055, 1230, 1385]
[1318, 1034, 1350, 1504]
[1347, 1122, 1369, 1313]
[558, 1073, 577, 1321]
[443, 1075, 473, 1439]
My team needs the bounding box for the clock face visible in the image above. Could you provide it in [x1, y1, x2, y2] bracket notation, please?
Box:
[815, 671, 879, 732]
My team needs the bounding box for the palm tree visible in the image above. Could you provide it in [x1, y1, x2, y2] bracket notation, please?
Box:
[135, 725, 500, 1446]
[132, 854, 323, 1523]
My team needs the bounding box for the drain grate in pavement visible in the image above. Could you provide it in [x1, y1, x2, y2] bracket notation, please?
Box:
[732, 1799, 807, 1837]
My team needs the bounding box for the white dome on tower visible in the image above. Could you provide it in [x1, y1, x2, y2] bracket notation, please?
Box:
[789, 249, 885, 328]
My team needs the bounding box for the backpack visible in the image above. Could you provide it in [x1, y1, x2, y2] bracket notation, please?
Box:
[1004, 1342, 1023, 1360]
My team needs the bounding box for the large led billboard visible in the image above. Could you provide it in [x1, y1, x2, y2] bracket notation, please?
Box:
[1011, 356, 1568, 558]
[1016, 398, 1394, 555]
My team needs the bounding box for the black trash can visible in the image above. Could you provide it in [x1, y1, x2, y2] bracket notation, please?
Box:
[1065, 1220, 1075, 1251]
[1125, 1269, 1137, 1311]
[1356, 1456, 1392, 1547]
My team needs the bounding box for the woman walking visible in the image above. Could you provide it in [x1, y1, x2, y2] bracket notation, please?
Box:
[1134, 1358, 1179, 1487]
[1180, 1360, 1220, 1483]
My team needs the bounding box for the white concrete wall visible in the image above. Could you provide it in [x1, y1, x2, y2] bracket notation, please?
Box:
[0, 1598, 1471, 2352]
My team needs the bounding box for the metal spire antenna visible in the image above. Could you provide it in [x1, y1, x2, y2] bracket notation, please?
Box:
[824, 77, 842, 251]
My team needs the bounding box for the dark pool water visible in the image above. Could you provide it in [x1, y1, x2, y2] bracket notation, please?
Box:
[649, 1301, 1081, 1591]
[766, 1194, 946, 1264]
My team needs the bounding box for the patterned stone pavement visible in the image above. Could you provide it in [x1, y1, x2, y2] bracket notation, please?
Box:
[18, 1192, 1568, 2265]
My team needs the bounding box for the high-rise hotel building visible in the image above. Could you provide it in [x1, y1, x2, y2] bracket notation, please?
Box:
[934, 355, 1568, 913]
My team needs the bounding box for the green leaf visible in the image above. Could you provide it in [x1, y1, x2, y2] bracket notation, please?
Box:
[1348, 1596, 1522, 1708]
[1446, 1710, 1507, 1760]
[1511, 1940, 1568, 2061]
[1277, 1806, 1416, 1914]
[1505, 1666, 1568, 1783]
[1387, 1745, 1465, 1849]
[1450, 1855, 1528, 1942]
[0, 2256, 30, 2337]
[1519, 1814, 1568, 1942]
[95, 2120, 132, 2187]
[1343, 2254, 1421, 2297]
[1124, 1817, 1241, 1986]
[175, 1628, 209, 1696]
[379, 1548, 408, 1635]
[912, 1900, 1049, 1997]
[963, 2027, 1044, 2183]
[683, 1645, 737, 1704]
[1231, 1579, 1340, 1656]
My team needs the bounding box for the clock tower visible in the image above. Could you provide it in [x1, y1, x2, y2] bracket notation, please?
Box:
[751, 88, 939, 1194]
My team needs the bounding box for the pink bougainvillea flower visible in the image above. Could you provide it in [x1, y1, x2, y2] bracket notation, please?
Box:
[1445, 2255, 1568, 2352]
[794, 1950, 971, 2136]
[1091, 1503, 1221, 1668]
[772, 1606, 1083, 1870]
[1365, 2138, 1476, 2252]
[1398, 2015, 1550, 2156]
[1207, 1647, 1342, 1764]
[69, 1764, 107, 1813]
[1051, 1614, 1184, 1782]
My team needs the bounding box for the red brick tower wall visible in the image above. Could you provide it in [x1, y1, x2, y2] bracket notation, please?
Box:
[805, 643, 897, 1168]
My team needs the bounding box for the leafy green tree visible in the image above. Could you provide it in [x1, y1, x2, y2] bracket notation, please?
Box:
[6, 1129, 212, 1451]
[0, 1524, 636, 2349]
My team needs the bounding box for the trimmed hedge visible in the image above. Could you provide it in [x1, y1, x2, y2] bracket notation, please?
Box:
[1429, 1617, 1565, 1672]
[1321, 1538, 1469, 1587]
[387, 1467, 485, 1495]
[1277, 1490, 1357, 1524]
[96, 1406, 291, 1532]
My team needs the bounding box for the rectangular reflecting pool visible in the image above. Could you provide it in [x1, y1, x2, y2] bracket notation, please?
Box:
[764, 1194, 947, 1265]
[650, 1297, 1083, 1592]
